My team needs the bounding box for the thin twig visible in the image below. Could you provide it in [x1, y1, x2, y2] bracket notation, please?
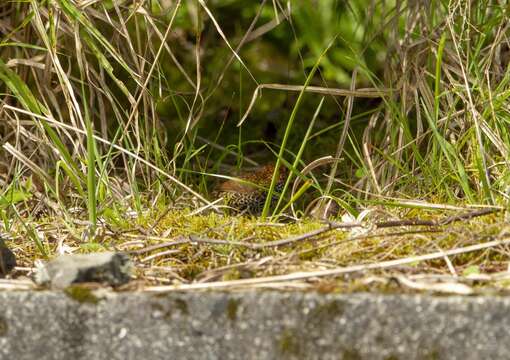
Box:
[439, 208, 499, 225]
[371, 207, 499, 228]
[129, 208, 501, 254]
[144, 235, 510, 292]
[128, 234, 258, 254]
[126, 237, 188, 255]
[255, 208, 500, 249]
[188, 235, 257, 249]
[292, 229, 444, 258]
[141, 249, 182, 263]
[251, 221, 362, 249]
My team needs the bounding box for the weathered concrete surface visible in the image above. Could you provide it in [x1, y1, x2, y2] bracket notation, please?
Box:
[0, 290, 508, 359]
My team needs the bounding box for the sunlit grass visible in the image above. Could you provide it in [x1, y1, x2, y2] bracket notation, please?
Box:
[0, 0, 509, 291]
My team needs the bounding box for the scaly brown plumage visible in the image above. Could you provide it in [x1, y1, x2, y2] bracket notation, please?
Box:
[216, 163, 288, 214]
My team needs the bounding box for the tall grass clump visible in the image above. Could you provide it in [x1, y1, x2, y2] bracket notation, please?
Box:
[0, 0, 508, 238]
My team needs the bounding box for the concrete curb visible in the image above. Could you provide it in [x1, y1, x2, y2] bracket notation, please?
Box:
[0, 290, 507, 359]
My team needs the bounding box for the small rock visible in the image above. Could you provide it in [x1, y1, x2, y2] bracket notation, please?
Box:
[0, 239, 16, 277]
[35, 252, 132, 289]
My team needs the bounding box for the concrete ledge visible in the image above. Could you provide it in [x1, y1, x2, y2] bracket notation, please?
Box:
[0, 290, 508, 359]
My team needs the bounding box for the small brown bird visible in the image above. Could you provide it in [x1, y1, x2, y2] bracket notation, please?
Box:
[0, 238, 16, 277]
[216, 163, 288, 214]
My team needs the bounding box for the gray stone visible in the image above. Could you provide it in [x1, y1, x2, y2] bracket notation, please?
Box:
[0, 290, 508, 359]
[0, 239, 15, 277]
[35, 252, 132, 288]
